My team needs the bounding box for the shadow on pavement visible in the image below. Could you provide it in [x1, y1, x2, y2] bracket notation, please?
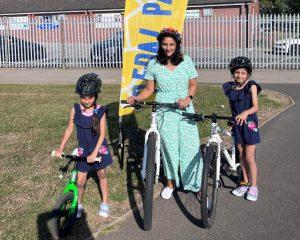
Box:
[173, 189, 203, 228]
[105, 103, 147, 230]
[122, 114, 146, 230]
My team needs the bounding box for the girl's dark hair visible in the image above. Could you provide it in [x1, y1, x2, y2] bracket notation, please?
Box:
[91, 95, 100, 135]
[156, 35, 183, 66]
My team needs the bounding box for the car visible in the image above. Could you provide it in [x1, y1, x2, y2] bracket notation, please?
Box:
[0, 35, 46, 62]
[90, 31, 123, 67]
[272, 35, 300, 55]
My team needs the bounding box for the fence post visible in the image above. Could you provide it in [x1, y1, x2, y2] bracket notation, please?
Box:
[4, 17, 11, 68]
[60, 16, 66, 68]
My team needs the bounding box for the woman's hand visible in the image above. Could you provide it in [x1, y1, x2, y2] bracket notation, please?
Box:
[127, 96, 138, 105]
[235, 111, 248, 125]
[178, 96, 191, 109]
[87, 154, 97, 163]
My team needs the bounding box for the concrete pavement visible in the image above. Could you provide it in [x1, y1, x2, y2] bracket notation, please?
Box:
[0, 68, 300, 84]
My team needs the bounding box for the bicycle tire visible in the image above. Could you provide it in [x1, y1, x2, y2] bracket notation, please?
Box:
[49, 192, 77, 238]
[201, 145, 218, 228]
[143, 132, 156, 231]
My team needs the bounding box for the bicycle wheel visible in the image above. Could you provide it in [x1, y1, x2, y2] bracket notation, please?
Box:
[143, 132, 156, 231]
[49, 192, 77, 238]
[201, 145, 218, 228]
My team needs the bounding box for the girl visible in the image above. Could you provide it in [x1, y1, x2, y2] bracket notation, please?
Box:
[223, 56, 262, 202]
[54, 73, 113, 217]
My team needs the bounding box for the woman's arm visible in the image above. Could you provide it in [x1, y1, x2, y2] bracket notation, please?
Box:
[87, 113, 107, 163]
[236, 85, 259, 125]
[127, 80, 155, 104]
[55, 108, 75, 156]
[178, 78, 197, 109]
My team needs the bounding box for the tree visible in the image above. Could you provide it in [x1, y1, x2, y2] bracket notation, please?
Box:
[286, 0, 300, 14]
[259, 0, 300, 14]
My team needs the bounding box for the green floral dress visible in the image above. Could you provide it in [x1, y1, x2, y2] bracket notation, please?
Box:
[144, 55, 203, 192]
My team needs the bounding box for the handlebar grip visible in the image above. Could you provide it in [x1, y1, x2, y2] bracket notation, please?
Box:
[51, 150, 56, 157]
[182, 112, 196, 117]
[182, 112, 204, 122]
[120, 100, 128, 104]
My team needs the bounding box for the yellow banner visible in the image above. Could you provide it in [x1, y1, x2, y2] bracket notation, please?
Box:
[119, 0, 188, 116]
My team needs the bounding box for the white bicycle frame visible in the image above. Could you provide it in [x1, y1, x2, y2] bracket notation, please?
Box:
[206, 122, 240, 186]
[141, 111, 161, 183]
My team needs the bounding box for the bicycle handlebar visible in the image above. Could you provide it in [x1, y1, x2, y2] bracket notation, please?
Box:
[51, 150, 101, 163]
[182, 112, 234, 123]
[120, 100, 180, 109]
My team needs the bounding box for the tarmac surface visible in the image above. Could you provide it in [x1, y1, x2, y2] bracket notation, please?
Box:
[1, 68, 300, 84]
[96, 83, 300, 240]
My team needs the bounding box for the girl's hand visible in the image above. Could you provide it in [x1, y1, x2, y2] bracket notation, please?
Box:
[87, 154, 97, 163]
[235, 111, 248, 125]
[127, 96, 138, 105]
[54, 149, 63, 158]
[177, 97, 191, 109]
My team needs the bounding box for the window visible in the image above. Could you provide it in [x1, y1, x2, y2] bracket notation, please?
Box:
[203, 8, 213, 17]
[95, 13, 122, 29]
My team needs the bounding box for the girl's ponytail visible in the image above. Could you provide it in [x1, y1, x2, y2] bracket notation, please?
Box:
[92, 103, 100, 135]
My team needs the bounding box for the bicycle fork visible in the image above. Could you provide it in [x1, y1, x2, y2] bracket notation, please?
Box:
[63, 171, 79, 214]
[141, 112, 161, 183]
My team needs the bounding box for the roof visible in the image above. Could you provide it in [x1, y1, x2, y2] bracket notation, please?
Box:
[0, 0, 253, 15]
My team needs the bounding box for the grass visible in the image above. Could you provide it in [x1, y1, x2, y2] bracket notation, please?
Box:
[0, 83, 283, 239]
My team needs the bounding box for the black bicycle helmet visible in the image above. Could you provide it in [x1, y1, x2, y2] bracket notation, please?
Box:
[229, 56, 252, 75]
[156, 27, 182, 44]
[75, 73, 102, 95]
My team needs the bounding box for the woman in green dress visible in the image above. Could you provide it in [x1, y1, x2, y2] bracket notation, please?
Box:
[127, 28, 203, 199]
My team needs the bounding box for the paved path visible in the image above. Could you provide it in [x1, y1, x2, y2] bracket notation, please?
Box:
[1, 69, 300, 84]
[98, 83, 300, 240]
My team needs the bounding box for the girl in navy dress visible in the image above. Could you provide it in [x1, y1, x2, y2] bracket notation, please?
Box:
[54, 73, 113, 217]
[223, 57, 261, 201]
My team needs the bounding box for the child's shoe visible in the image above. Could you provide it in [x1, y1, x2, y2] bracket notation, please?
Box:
[76, 203, 83, 218]
[99, 203, 110, 218]
[231, 186, 248, 197]
[246, 186, 258, 201]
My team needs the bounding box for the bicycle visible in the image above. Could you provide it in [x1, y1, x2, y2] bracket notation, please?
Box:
[120, 100, 179, 231]
[182, 112, 241, 228]
[49, 150, 100, 238]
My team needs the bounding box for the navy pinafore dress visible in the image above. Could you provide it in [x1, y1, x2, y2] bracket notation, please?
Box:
[223, 80, 262, 145]
[74, 103, 113, 172]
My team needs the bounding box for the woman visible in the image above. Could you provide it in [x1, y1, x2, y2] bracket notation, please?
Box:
[127, 28, 203, 199]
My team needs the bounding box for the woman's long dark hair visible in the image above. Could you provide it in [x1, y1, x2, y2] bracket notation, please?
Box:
[156, 34, 183, 66]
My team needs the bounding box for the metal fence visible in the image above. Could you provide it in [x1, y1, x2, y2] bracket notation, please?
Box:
[0, 14, 299, 69]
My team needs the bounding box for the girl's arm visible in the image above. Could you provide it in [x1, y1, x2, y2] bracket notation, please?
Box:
[236, 85, 259, 125]
[127, 80, 155, 104]
[55, 108, 75, 157]
[87, 113, 107, 163]
[178, 78, 197, 109]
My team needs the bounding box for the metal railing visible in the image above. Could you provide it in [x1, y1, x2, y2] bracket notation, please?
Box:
[0, 14, 299, 69]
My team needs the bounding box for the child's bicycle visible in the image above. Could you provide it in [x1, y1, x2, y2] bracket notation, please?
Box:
[182, 112, 242, 228]
[49, 150, 101, 238]
[121, 100, 179, 231]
